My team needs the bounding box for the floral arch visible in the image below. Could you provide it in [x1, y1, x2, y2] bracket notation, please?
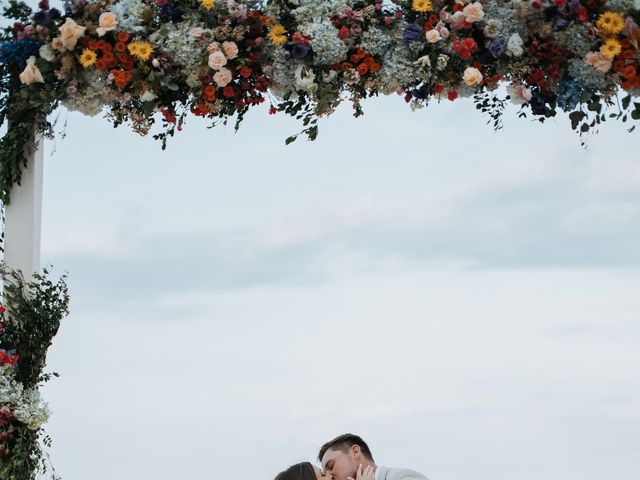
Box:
[1, 0, 640, 477]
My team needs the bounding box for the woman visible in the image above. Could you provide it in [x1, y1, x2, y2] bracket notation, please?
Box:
[275, 462, 374, 480]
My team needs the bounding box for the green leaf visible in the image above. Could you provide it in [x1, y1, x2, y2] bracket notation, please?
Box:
[621, 94, 631, 110]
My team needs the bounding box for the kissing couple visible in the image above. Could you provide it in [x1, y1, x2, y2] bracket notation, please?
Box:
[275, 434, 429, 480]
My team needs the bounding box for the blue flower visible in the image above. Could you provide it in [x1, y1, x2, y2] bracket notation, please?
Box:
[159, 3, 184, 23]
[403, 23, 423, 46]
[557, 79, 582, 112]
[33, 10, 49, 25]
[554, 19, 569, 31]
[486, 39, 505, 58]
[291, 44, 309, 60]
[0, 40, 43, 66]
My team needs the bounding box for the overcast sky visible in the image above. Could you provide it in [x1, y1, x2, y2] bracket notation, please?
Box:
[15, 86, 637, 480]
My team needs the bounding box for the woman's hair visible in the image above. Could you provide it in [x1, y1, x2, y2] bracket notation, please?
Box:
[275, 462, 316, 480]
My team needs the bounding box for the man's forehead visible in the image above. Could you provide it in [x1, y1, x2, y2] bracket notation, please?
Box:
[321, 448, 342, 466]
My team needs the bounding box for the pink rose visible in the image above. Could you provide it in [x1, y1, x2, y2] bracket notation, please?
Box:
[213, 67, 233, 87]
[506, 84, 532, 104]
[96, 12, 118, 36]
[462, 66, 483, 86]
[58, 18, 85, 50]
[585, 51, 613, 73]
[221, 41, 239, 60]
[463, 2, 485, 23]
[19, 56, 44, 84]
[208, 51, 227, 70]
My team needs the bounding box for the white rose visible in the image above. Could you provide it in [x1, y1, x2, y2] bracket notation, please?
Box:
[294, 65, 317, 92]
[462, 66, 483, 86]
[507, 33, 524, 57]
[39, 43, 56, 62]
[208, 51, 227, 70]
[19, 56, 44, 84]
[140, 90, 157, 102]
[322, 70, 337, 83]
[425, 29, 442, 43]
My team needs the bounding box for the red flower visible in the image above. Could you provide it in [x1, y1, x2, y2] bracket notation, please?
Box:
[0, 306, 6, 314]
[447, 90, 458, 101]
[162, 109, 177, 123]
[269, 105, 278, 115]
[0, 351, 19, 367]
[462, 37, 478, 51]
[202, 84, 216, 101]
[623, 65, 637, 80]
[191, 103, 210, 116]
[434, 84, 445, 94]
[356, 63, 369, 76]
[338, 26, 350, 39]
[223, 86, 235, 98]
[240, 66, 252, 79]
[292, 31, 310, 45]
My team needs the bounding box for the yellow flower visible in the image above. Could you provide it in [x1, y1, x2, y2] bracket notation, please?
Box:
[79, 48, 97, 68]
[128, 41, 154, 61]
[268, 24, 288, 46]
[600, 37, 622, 58]
[200, 0, 215, 10]
[412, 0, 432, 12]
[596, 11, 625, 36]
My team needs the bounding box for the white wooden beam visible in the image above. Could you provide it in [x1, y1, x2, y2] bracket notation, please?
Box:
[3, 131, 43, 279]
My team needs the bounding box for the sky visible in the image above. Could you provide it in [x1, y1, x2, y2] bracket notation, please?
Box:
[11, 88, 634, 480]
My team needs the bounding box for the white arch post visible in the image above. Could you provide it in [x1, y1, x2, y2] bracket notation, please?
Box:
[3, 130, 44, 280]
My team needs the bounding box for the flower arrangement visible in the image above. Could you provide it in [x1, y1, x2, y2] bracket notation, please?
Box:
[0, 268, 69, 480]
[1, 0, 640, 201]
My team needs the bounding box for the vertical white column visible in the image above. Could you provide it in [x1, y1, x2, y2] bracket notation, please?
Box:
[3, 131, 44, 279]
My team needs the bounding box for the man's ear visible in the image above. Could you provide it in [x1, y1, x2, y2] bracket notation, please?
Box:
[351, 444, 362, 459]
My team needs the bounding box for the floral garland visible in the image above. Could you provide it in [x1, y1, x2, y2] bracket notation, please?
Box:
[1, 0, 640, 201]
[0, 268, 69, 480]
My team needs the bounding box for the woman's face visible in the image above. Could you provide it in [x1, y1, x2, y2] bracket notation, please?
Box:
[313, 465, 333, 480]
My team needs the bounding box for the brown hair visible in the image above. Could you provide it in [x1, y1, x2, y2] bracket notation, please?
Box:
[318, 433, 374, 463]
[275, 462, 316, 480]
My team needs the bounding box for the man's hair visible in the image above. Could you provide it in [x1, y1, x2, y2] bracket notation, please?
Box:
[318, 433, 374, 463]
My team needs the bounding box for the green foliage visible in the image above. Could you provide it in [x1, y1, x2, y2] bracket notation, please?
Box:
[0, 268, 68, 479]
[278, 92, 319, 145]
[1, 268, 70, 389]
[474, 91, 507, 132]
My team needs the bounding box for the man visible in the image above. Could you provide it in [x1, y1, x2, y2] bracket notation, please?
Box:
[319, 433, 429, 480]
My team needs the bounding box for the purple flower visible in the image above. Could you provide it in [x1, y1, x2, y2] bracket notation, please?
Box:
[403, 23, 423, 46]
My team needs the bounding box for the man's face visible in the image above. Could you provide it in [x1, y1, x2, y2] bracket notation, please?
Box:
[321, 447, 358, 480]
